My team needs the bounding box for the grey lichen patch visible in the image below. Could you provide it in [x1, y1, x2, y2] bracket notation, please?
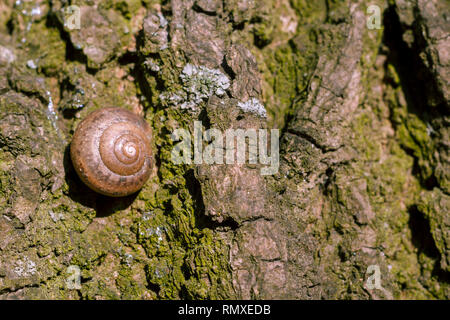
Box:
[0, 0, 448, 301]
[143, 58, 161, 72]
[13, 257, 37, 278]
[160, 64, 230, 110]
[237, 98, 267, 118]
[0, 45, 15, 65]
[181, 64, 230, 97]
[48, 210, 64, 223]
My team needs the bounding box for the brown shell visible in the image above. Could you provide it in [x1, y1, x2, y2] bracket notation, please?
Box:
[70, 107, 153, 197]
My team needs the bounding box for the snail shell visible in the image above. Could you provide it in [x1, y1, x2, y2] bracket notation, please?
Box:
[70, 107, 153, 197]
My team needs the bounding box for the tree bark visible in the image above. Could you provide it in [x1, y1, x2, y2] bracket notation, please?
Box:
[0, 0, 448, 299]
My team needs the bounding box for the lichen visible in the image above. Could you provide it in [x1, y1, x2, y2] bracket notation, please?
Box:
[237, 98, 267, 118]
[160, 63, 230, 111]
[0, 0, 448, 300]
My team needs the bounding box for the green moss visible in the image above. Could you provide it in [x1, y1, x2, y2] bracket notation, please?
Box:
[313, 26, 448, 296]
[352, 114, 382, 161]
[25, 21, 66, 76]
[115, 267, 146, 299]
[102, 0, 143, 20]
[290, 0, 328, 24]
[417, 190, 450, 274]
[257, 28, 317, 129]
[384, 62, 436, 183]
[253, 19, 275, 48]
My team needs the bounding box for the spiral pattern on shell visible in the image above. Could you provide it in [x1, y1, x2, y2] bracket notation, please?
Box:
[70, 107, 153, 197]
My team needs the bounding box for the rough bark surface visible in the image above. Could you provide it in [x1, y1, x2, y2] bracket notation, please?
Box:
[0, 0, 448, 299]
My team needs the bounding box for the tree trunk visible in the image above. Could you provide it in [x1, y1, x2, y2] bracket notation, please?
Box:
[0, 0, 448, 299]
